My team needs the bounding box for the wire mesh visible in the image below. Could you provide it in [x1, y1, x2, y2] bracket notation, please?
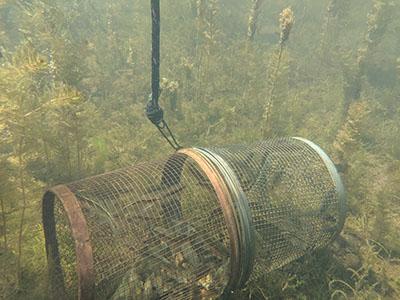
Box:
[209, 137, 345, 280]
[54, 199, 78, 298]
[44, 153, 232, 300]
[42, 137, 345, 299]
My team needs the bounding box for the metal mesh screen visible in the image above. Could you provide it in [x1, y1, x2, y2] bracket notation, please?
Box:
[42, 137, 345, 299]
[209, 137, 346, 280]
[44, 153, 232, 300]
[53, 199, 78, 298]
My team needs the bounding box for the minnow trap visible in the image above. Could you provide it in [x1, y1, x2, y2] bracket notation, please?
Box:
[42, 137, 346, 299]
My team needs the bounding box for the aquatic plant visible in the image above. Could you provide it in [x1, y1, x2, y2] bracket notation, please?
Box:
[397, 57, 400, 79]
[333, 101, 370, 172]
[203, 0, 220, 55]
[160, 77, 181, 118]
[247, 0, 264, 41]
[335, 0, 395, 169]
[319, 0, 348, 60]
[262, 7, 294, 136]
[196, 0, 206, 25]
[1, 0, 399, 298]
[0, 42, 47, 291]
[357, 0, 395, 74]
[278, 7, 294, 46]
[193, 0, 220, 105]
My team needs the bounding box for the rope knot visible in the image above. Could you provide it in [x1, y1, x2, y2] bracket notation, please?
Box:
[146, 101, 164, 126]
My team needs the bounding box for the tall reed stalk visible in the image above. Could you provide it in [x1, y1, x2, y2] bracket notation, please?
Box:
[319, 0, 343, 58]
[247, 0, 264, 41]
[334, 0, 394, 169]
[16, 134, 27, 290]
[343, 0, 394, 118]
[0, 190, 7, 250]
[263, 7, 294, 136]
[195, 0, 219, 104]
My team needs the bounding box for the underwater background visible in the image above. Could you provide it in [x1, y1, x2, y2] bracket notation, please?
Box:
[0, 0, 399, 299]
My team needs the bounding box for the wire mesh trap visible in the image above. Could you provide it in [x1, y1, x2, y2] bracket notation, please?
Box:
[42, 137, 346, 300]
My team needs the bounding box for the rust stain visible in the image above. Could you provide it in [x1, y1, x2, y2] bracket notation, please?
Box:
[178, 148, 241, 292]
[44, 185, 95, 300]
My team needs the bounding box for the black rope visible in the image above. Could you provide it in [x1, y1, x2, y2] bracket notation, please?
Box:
[150, 0, 160, 110]
[146, 0, 182, 150]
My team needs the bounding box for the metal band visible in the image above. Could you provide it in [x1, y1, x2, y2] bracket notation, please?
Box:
[293, 137, 347, 238]
[42, 191, 67, 299]
[42, 185, 95, 300]
[177, 148, 242, 295]
[195, 148, 255, 292]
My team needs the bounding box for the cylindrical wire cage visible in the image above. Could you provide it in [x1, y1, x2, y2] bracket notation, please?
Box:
[42, 137, 346, 299]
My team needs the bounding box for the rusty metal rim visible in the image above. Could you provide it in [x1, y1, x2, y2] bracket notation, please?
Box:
[42, 185, 95, 300]
[178, 148, 242, 296]
[196, 148, 255, 291]
[42, 190, 67, 298]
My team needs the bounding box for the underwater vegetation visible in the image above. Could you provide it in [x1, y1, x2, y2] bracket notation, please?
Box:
[0, 0, 399, 299]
